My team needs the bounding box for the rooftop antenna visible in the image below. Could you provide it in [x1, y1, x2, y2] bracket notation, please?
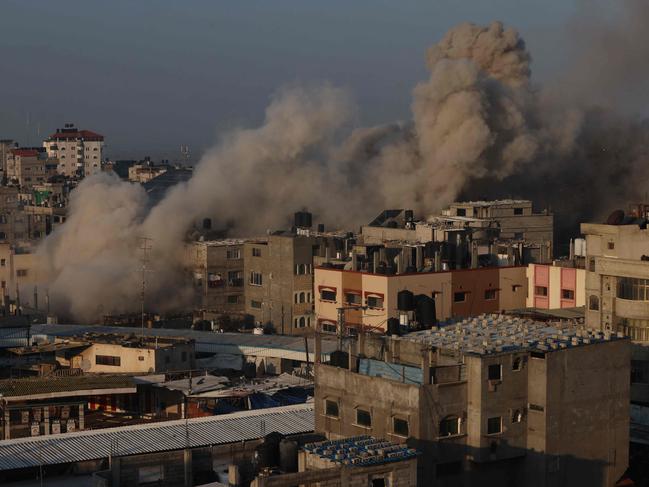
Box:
[139, 236, 153, 339]
[180, 144, 190, 165]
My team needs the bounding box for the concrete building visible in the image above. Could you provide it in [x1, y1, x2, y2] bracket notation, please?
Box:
[443, 200, 554, 262]
[251, 436, 417, 487]
[526, 263, 586, 309]
[5, 148, 57, 190]
[244, 233, 317, 335]
[184, 239, 248, 319]
[128, 161, 169, 183]
[43, 123, 104, 178]
[314, 266, 527, 333]
[581, 210, 649, 407]
[0, 139, 16, 182]
[314, 314, 629, 487]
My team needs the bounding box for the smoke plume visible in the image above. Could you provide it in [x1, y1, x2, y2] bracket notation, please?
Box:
[37, 14, 649, 321]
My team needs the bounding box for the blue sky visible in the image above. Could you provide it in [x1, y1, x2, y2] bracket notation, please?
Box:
[0, 1, 582, 160]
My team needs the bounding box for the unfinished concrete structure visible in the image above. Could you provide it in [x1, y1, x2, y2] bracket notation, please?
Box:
[314, 266, 527, 333]
[5, 148, 57, 190]
[184, 239, 249, 319]
[251, 436, 417, 487]
[313, 314, 629, 487]
[244, 233, 317, 335]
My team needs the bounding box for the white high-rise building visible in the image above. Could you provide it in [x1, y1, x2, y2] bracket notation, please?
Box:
[43, 123, 104, 178]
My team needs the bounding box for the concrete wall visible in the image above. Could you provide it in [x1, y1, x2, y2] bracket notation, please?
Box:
[76, 342, 194, 374]
[526, 264, 585, 309]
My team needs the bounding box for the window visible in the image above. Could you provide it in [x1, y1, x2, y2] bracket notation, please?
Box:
[227, 295, 240, 304]
[295, 263, 311, 275]
[16, 269, 27, 277]
[0, 259, 5, 267]
[96, 355, 121, 366]
[322, 322, 337, 333]
[249, 271, 262, 286]
[484, 289, 497, 300]
[226, 249, 241, 259]
[456, 208, 466, 216]
[250, 300, 262, 309]
[618, 277, 649, 301]
[252, 247, 262, 257]
[514, 232, 524, 239]
[227, 271, 243, 286]
[534, 286, 548, 297]
[589, 258, 596, 272]
[138, 356, 144, 361]
[530, 351, 546, 359]
[589, 295, 600, 311]
[393, 417, 409, 437]
[514, 207, 524, 215]
[453, 292, 466, 303]
[298, 292, 306, 303]
[366, 295, 384, 309]
[488, 364, 502, 381]
[325, 399, 339, 418]
[345, 292, 362, 305]
[512, 357, 522, 371]
[295, 316, 306, 328]
[487, 417, 502, 435]
[561, 289, 575, 300]
[608, 241, 615, 250]
[529, 403, 544, 412]
[439, 416, 460, 437]
[320, 289, 336, 302]
[356, 408, 372, 427]
[511, 409, 523, 423]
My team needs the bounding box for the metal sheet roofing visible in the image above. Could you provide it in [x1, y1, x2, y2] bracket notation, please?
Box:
[0, 404, 314, 471]
[0, 375, 136, 399]
[31, 324, 336, 362]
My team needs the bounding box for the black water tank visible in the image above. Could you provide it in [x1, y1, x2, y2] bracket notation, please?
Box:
[405, 209, 414, 221]
[416, 294, 436, 328]
[317, 223, 325, 232]
[397, 290, 415, 311]
[329, 350, 349, 369]
[387, 317, 401, 336]
[279, 439, 299, 473]
[255, 432, 284, 469]
[294, 211, 312, 228]
[202, 218, 212, 230]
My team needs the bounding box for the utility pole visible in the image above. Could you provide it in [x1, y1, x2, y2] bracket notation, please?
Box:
[139, 237, 153, 339]
[336, 305, 367, 351]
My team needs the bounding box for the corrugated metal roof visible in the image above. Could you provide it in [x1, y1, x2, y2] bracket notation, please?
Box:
[0, 404, 314, 471]
[0, 375, 136, 398]
[31, 324, 336, 362]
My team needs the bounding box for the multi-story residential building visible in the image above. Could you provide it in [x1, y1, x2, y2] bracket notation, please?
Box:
[184, 239, 248, 318]
[526, 262, 586, 309]
[5, 148, 57, 190]
[43, 123, 104, 178]
[443, 200, 554, 262]
[0, 139, 16, 182]
[581, 207, 649, 405]
[315, 265, 527, 333]
[313, 314, 629, 486]
[244, 233, 316, 335]
[128, 161, 169, 183]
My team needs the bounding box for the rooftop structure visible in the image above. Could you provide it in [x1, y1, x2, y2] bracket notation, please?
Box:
[302, 435, 417, 467]
[402, 314, 620, 356]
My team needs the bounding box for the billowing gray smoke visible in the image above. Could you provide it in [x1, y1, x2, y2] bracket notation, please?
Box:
[38, 17, 649, 321]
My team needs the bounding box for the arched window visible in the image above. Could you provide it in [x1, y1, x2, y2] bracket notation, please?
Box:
[439, 416, 460, 437]
[298, 317, 306, 328]
[299, 292, 306, 303]
[589, 295, 600, 311]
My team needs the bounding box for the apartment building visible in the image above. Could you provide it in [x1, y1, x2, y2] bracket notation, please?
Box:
[184, 239, 248, 318]
[526, 262, 586, 309]
[5, 148, 57, 189]
[43, 123, 104, 177]
[244, 233, 316, 335]
[314, 266, 527, 333]
[581, 208, 649, 406]
[314, 314, 629, 486]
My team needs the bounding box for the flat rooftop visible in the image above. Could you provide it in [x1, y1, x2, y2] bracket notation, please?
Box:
[0, 374, 136, 400]
[402, 314, 625, 356]
[303, 435, 417, 467]
[450, 199, 531, 206]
